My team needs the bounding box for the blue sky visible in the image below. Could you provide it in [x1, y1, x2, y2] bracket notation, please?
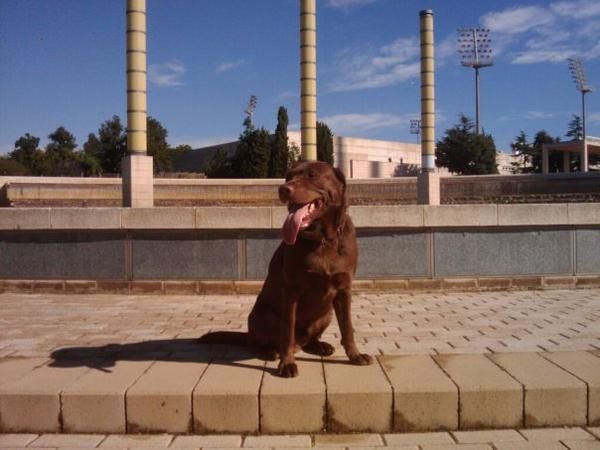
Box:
[1, 0, 599, 155]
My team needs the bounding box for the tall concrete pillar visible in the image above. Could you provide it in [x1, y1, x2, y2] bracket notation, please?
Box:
[417, 9, 439, 205]
[300, 0, 317, 161]
[122, 0, 153, 207]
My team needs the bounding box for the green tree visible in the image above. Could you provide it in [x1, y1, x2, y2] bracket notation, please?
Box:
[45, 126, 81, 176]
[9, 133, 40, 173]
[147, 116, 173, 174]
[232, 127, 271, 178]
[566, 114, 583, 140]
[269, 106, 289, 177]
[205, 147, 233, 178]
[510, 131, 534, 174]
[316, 121, 334, 165]
[435, 114, 498, 175]
[89, 115, 127, 174]
[0, 156, 29, 175]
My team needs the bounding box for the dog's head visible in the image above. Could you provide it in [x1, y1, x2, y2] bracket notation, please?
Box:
[278, 160, 347, 245]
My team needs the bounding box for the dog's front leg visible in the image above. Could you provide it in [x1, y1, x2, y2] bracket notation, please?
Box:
[278, 296, 299, 377]
[333, 287, 373, 366]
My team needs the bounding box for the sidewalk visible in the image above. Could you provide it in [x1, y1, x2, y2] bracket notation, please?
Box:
[0, 289, 599, 436]
[1, 289, 598, 357]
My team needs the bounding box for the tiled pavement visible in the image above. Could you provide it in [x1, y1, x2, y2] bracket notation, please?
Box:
[0, 289, 599, 436]
[0, 428, 600, 449]
[0, 289, 599, 358]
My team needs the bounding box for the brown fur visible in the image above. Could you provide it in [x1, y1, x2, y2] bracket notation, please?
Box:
[201, 161, 373, 377]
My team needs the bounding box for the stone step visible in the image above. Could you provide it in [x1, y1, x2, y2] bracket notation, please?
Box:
[0, 350, 599, 435]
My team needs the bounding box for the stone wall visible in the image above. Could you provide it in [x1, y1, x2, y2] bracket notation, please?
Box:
[1, 204, 598, 286]
[2, 172, 599, 207]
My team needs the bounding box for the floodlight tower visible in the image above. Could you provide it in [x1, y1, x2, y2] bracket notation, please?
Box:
[457, 28, 494, 135]
[568, 57, 594, 172]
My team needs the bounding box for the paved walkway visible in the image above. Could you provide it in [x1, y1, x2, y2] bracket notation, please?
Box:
[1, 428, 600, 449]
[0, 289, 599, 358]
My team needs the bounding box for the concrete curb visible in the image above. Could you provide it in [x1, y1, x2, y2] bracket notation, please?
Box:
[1, 276, 599, 295]
[1, 351, 599, 434]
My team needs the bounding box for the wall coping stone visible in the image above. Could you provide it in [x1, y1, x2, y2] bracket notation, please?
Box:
[1, 203, 598, 231]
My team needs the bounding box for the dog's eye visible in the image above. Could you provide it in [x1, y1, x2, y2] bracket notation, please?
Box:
[307, 170, 318, 180]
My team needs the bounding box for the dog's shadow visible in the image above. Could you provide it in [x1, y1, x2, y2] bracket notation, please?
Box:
[48, 337, 332, 375]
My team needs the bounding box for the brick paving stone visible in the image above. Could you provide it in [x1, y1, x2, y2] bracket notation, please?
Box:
[588, 428, 600, 439]
[520, 427, 596, 441]
[170, 435, 242, 448]
[0, 434, 39, 447]
[127, 360, 209, 433]
[324, 357, 393, 432]
[313, 433, 384, 446]
[433, 354, 522, 429]
[380, 355, 458, 432]
[29, 434, 105, 448]
[451, 430, 526, 444]
[493, 443, 567, 450]
[420, 445, 493, 450]
[193, 357, 264, 433]
[99, 434, 173, 447]
[489, 353, 587, 427]
[260, 357, 326, 433]
[562, 441, 600, 450]
[541, 351, 600, 426]
[383, 432, 455, 445]
[61, 360, 154, 433]
[0, 364, 91, 432]
[242, 435, 311, 447]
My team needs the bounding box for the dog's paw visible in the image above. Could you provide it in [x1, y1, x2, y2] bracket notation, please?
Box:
[303, 340, 335, 356]
[349, 353, 374, 366]
[278, 362, 299, 378]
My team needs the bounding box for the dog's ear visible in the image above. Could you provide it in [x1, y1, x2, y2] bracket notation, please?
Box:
[333, 167, 346, 193]
[332, 167, 348, 232]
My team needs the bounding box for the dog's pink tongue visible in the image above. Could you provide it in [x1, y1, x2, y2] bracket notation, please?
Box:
[282, 203, 310, 245]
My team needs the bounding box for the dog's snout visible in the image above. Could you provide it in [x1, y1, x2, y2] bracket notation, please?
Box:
[278, 184, 293, 202]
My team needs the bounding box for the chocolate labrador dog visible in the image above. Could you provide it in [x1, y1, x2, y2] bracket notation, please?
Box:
[201, 161, 373, 377]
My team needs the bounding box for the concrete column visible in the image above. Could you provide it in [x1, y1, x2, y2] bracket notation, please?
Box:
[417, 9, 439, 205]
[300, 0, 317, 161]
[123, 0, 153, 207]
[581, 139, 588, 172]
[563, 151, 571, 173]
[541, 147, 549, 174]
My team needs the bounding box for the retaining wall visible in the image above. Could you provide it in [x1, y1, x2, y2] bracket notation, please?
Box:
[2, 172, 600, 207]
[1, 204, 599, 291]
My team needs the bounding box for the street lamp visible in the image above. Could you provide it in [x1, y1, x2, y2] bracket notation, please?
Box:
[568, 57, 593, 172]
[457, 28, 494, 134]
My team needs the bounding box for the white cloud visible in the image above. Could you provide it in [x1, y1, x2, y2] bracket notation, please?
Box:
[329, 37, 420, 91]
[523, 111, 556, 120]
[551, 0, 600, 20]
[319, 112, 417, 135]
[215, 59, 245, 73]
[512, 48, 576, 64]
[327, 0, 376, 9]
[479, 3, 600, 65]
[481, 6, 554, 35]
[148, 60, 185, 87]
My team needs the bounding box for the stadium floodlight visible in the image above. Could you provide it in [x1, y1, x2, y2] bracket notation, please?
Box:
[409, 119, 421, 144]
[568, 57, 594, 171]
[457, 28, 494, 134]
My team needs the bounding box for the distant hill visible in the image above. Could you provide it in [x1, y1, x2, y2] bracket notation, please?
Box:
[172, 141, 239, 173]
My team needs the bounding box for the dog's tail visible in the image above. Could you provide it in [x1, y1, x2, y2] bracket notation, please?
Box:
[198, 331, 249, 345]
